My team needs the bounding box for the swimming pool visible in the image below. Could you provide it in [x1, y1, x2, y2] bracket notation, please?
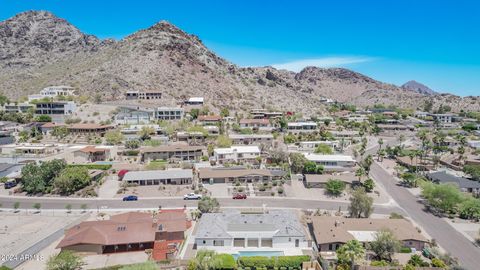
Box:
[232, 251, 284, 259]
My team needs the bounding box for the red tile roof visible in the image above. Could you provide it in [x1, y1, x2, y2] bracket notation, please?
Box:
[198, 115, 222, 121]
[78, 146, 108, 153]
[57, 211, 189, 249]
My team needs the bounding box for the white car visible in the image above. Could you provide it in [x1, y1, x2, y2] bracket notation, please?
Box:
[183, 193, 202, 200]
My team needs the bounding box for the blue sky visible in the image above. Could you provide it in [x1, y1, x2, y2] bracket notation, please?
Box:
[1, 0, 479, 96]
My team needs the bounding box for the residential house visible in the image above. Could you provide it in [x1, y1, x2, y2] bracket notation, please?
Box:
[0, 163, 24, 178]
[68, 124, 114, 136]
[57, 210, 190, 260]
[297, 141, 339, 153]
[331, 130, 360, 140]
[40, 86, 75, 97]
[213, 146, 261, 165]
[467, 140, 480, 149]
[2, 103, 35, 113]
[1, 143, 59, 156]
[156, 107, 184, 121]
[250, 109, 283, 119]
[121, 124, 163, 139]
[414, 111, 429, 119]
[310, 216, 428, 252]
[185, 97, 204, 106]
[239, 119, 273, 131]
[73, 146, 111, 163]
[204, 125, 220, 136]
[304, 173, 358, 188]
[195, 210, 311, 253]
[176, 132, 206, 145]
[123, 169, 193, 185]
[115, 106, 155, 125]
[429, 113, 455, 123]
[35, 101, 76, 115]
[40, 122, 66, 135]
[287, 122, 317, 133]
[229, 134, 274, 146]
[198, 168, 285, 184]
[141, 145, 205, 162]
[427, 171, 480, 195]
[304, 154, 356, 172]
[198, 115, 222, 126]
[125, 90, 162, 100]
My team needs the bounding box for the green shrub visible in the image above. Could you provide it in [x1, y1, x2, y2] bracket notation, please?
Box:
[67, 164, 112, 170]
[275, 255, 310, 269]
[238, 256, 274, 269]
[400, 247, 412, 253]
[123, 150, 140, 156]
[237, 256, 309, 270]
[217, 254, 236, 270]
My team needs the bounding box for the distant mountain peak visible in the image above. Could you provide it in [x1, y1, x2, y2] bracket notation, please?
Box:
[401, 80, 438, 95]
[0, 10, 100, 68]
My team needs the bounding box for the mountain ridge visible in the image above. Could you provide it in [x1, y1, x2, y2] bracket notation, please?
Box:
[401, 80, 438, 96]
[0, 10, 478, 113]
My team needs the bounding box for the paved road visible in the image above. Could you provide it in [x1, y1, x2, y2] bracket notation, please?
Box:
[370, 161, 480, 270]
[0, 196, 401, 215]
[2, 214, 89, 269]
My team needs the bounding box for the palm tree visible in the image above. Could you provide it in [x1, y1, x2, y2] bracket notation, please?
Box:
[377, 138, 384, 161]
[363, 155, 374, 174]
[336, 240, 366, 270]
[398, 134, 405, 148]
[356, 167, 366, 182]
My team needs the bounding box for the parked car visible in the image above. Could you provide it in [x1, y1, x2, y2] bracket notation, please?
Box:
[122, 195, 138, 201]
[4, 181, 17, 189]
[183, 193, 202, 200]
[232, 193, 247, 199]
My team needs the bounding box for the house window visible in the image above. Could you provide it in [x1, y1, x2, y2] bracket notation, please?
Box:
[213, 240, 224, 246]
[202, 240, 206, 244]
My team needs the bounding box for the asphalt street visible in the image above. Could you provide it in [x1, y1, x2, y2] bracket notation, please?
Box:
[370, 161, 480, 270]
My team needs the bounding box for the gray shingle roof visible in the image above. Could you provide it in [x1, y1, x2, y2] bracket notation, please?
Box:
[123, 169, 192, 181]
[427, 171, 480, 189]
[195, 210, 306, 239]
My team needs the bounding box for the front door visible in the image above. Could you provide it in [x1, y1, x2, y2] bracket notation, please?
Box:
[295, 239, 299, 247]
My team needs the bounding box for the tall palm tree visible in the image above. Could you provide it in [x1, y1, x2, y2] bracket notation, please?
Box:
[363, 155, 374, 174]
[398, 134, 405, 148]
[336, 240, 366, 270]
[356, 167, 366, 182]
[377, 138, 384, 161]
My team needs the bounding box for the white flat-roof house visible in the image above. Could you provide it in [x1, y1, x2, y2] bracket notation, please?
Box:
[229, 134, 274, 146]
[429, 113, 455, 123]
[123, 169, 193, 185]
[304, 153, 356, 172]
[195, 210, 310, 255]
[185, 97, 204, 106]
[125, 90, 162, 100]
[2, 103, 35, 113]
[239, 119, 273, 131]
[114, 105, 156, 125]
[40, 86, 75, 97]
[297, 141, 339, 152]
[287, 122, 317, 133]
[35, 101, 76, 115]
[213, 146, 261, 165]
[156, 107, 184, 121]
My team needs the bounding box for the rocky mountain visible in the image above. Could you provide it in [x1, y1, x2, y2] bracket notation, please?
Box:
[0, 11, 478, 114]
[401, 80, 438, 95]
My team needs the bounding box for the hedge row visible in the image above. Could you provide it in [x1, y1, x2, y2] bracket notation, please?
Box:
[237, 255, 310, 270]
[217, 254, 237, 270]
[67, 164, 112, 170]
